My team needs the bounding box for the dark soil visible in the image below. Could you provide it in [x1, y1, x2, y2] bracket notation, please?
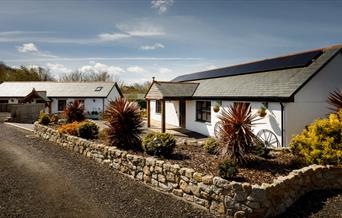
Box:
[51, 124, 298, 185]
[275, 189, 342, 218]
[0, 124, 213, 218]
[117, 141, 297, 185]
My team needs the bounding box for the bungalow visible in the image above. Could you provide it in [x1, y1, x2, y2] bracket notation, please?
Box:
[145, 45, 342, 147]
[0, 81, 122, 114]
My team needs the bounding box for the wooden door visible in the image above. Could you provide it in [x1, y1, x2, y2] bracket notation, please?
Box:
[179, 100, 186, 128]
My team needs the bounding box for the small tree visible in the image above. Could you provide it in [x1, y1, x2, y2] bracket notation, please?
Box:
[104, 97, 144, 149]
[64, 100, 85, 123]
[216, 102, 260, 166]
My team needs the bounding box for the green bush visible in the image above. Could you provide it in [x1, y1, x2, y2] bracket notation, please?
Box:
[290, 110, 342, 167]
[203, 137, 219, 154]
[38, 112, 50, 125]
[252, 141, 270, 158]
[78, 121, 99, 139]
[218, 159, 238, 180]
[142, 132, 176, 157]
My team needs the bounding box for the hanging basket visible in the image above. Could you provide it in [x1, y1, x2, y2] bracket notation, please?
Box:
[213, 105, 220, 113]
[257, 106, 267, 117]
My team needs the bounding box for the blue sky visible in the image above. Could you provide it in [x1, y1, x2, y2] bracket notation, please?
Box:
[0, 0, 341, 84]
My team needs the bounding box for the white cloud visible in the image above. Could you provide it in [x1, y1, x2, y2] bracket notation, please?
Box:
[151, 0, 174, 14]
[140, 42, 165, 50]
[206, 65, 218, 70]
[126, 66, 145, 73]
[79, 62, 125, 76]
[17, 42, 57, 58]
[98, 33, 130, 41]
[98, 21, 165, 42]
[46, 63, 72, 74]
[158, 67, 172, 75]
[17, 43, 38, 53]
[117, 22, 165, 36]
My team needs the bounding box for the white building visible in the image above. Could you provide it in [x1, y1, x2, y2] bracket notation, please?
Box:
[0, 82, 122, 114]
[145, 45, 342, 147]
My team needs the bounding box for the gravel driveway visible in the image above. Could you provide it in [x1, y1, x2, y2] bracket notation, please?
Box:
[0, 124, 213, 218]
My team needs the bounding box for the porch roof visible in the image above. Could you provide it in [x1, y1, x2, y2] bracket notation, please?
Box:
[145, 81, 199, 100]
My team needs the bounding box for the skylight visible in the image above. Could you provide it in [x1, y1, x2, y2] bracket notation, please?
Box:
[95, 86, 103, 91]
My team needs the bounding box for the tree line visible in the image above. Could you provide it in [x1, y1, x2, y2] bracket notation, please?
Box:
[0, 62, 151, 96]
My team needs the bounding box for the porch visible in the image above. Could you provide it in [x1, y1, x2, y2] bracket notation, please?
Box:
[145, 119, 207, 141]
[145, 81, 199, 134]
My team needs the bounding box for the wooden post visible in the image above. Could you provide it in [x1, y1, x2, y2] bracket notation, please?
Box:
[147, 99, 151, 128]
[161, 99, 166, 133]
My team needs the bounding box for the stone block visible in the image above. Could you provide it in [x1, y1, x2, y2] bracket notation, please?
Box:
[183, 193, 194, 202]
[172, 189, 183, 197]
[193, 172, 203, 182]
[202, 175, 214, 185]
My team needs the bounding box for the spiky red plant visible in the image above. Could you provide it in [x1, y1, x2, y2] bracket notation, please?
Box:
[104, 97, 144, 149]
[327, 89, 342, 112]
[64, 100, 85, 123]
[216, 102, 260, 166]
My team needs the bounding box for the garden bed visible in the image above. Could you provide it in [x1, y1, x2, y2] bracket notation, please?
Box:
[49, 122, 298, 185]
[117, 142, 297, 185]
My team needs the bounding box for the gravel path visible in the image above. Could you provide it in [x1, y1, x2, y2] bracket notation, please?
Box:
[275, 189, 342, 218]
[0, 124, 213, 218]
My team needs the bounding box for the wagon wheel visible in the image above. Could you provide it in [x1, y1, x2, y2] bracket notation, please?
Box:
[214, 121, 222, 139]
[256, 129, 280, 148]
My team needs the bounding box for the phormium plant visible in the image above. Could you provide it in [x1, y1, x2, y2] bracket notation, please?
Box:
[104, 97, 144, 150]
[216, 102, 260, 166]
[64, 100, 85, 123]
[327, 89, 342, 112]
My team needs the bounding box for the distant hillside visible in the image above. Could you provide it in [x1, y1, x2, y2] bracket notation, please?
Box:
[0, 62, 54, 81]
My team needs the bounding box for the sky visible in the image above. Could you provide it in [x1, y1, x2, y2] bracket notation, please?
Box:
[0, 0, 341, 84]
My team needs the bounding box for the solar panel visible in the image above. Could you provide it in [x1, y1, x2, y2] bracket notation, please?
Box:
[172, 50, 323, 82]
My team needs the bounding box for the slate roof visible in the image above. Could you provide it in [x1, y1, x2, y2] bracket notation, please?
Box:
[0, 82, 118, 98]
[191, 47, 339, 100]
[145, 82, 199, 99]
[146, 45, 341, 101]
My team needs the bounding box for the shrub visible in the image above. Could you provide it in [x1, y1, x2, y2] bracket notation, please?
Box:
[98, 128, 108, 141]
[38, 111, 50, 125]
[252, 141, 270, 158]
[142, 132, 176, 157]
[78, 121, 99, 139]
[49, 113, 59, 124]
[216, 102, 260, 166]
[290, 110, 342, 167]
[203, 137, 219, 154]
[64, 100, 85, 123]
[218, 159, 238, 179]
[57, 121, 79, 136]
[104, 97, 144, 149]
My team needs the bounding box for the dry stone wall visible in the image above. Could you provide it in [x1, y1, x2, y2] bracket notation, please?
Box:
[34, 123, 342, 218]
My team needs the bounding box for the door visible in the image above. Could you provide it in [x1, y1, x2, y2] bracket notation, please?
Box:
[179, 100, 186, 128]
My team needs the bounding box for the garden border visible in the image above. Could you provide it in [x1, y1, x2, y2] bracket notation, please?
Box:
[34, 123, 342, 217]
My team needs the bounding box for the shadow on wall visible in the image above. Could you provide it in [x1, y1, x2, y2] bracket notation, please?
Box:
[269, 113, 281, 137]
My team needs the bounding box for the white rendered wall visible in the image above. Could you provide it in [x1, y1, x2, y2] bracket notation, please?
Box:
[50, 98, 104, 114]
[105, 85, 121, 107]
[284, 52, 342, 146]
[185, 100, 282, 145]
[150, 100, 180, 127]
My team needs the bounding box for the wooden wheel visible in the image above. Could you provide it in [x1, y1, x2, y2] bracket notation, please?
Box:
[257, 129, 280, 148]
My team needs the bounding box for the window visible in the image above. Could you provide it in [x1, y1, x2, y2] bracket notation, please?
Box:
[196, 101, 211, 122]
[95, 86, 103, 91]
[58, 100, 66, 111]
[0, 100, 8, 104]
[155, 100, 161, 113]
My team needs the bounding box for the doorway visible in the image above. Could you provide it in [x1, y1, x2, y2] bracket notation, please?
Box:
[179, 100, 186, 128]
